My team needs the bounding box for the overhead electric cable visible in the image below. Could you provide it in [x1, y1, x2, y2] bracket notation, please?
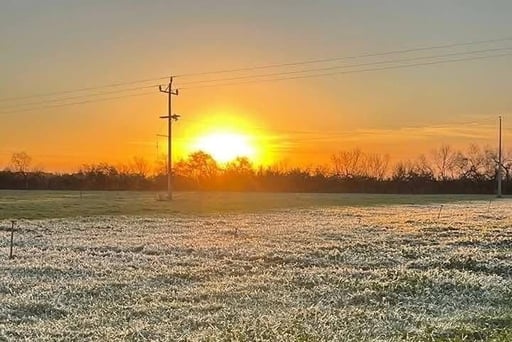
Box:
[1, 84, 159, 110]
[176, 46, 512, 86]
[173, 36, 512, 78]
[4, 46, 511, 112]
[0, 91, 155, 116]
[179, 52, 512, 90]
[3, 47, 512, 110]
[1, 52, 511, 115]
[0, 77, 168, 103]
[1, 36, 511, 102]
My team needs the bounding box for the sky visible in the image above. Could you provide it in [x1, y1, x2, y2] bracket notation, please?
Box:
[1, 0, 512, 171]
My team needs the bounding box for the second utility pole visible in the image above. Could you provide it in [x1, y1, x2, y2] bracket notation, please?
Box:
[497, 115, 503, 198]
[159, 77, 179, 200]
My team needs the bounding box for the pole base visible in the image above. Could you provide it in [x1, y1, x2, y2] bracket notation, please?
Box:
[156, 193, 172, 201]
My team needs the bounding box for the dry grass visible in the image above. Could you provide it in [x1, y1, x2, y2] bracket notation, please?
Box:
[0, 190, 492, 220]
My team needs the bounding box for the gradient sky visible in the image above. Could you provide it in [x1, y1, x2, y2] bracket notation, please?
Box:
[1, 0, 512, 171]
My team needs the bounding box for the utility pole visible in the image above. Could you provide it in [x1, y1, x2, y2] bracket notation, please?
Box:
[497, 115, 503, 198]
[159, 77, 180, 200]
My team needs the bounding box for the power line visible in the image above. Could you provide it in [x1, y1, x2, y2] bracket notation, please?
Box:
[2, 36, 512, 103]
[0, 91, 155, 116]
[2, 50, 512, 115]
[173, 36, 512, 78]
[1, 84, 159, 110]
[0, 77, 168, 104]
[2, 51, 511, 115]
[180, 51, 512, 90]
[6, 46, 510, 111]
[176, 46, 512, 86]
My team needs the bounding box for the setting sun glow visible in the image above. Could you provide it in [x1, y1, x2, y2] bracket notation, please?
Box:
[192, 132, 256, 164]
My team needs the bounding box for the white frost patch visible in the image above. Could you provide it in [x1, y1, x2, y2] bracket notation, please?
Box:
[1, 200, 512, 340]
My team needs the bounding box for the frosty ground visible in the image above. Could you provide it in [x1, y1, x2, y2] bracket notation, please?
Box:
[1, 192, 511, 341]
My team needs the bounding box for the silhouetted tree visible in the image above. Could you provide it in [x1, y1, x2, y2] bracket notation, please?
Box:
[430, 145, 457, 180]
[332, 149, 364, 178]
[0, 145, 507, 194]
[10, 152, 32, 189]
[131, 157, 151, 177]
[365, 153, 389, 180]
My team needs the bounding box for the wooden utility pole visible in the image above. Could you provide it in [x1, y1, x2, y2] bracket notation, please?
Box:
[497, 115, 503, 198]
[159, 77, 179, 200]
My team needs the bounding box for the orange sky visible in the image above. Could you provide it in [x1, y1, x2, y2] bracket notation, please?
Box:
[1, 1, 512, 172]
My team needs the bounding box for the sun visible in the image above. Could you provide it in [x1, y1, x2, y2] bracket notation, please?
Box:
[192, 132, 256, 163]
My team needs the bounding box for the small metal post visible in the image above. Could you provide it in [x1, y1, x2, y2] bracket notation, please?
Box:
[9, 221, 15, 259]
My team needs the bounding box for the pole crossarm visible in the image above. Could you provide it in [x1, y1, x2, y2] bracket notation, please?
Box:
[159, 86, 179, 96]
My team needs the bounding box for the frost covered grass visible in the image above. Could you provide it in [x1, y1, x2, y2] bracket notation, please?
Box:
[1, 198, 512, 340]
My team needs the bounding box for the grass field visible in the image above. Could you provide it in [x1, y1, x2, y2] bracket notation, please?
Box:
[0, 190, 493, 219]
[1, 191, 511, 340]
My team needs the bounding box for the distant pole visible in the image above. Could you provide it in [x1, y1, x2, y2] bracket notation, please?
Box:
[159, 77, 179, 200]
[497, 115, 503, 198]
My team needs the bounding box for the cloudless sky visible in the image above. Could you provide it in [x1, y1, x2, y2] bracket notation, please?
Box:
[1, 0, 512, 170]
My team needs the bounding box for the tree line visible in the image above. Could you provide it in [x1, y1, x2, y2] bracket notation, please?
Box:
[0, 144, 510, 194]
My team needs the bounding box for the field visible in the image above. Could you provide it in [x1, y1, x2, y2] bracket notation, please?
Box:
[1, 191, 512, 341]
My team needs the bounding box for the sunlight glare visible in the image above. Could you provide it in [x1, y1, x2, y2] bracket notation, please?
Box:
[193, 132, 256, 163]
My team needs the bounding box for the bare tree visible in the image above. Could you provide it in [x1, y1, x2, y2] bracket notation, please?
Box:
[331, 149, 364, 178]
[430, 145, 457, 180]
[501, 149, 512, 181]
[153, 155, 168, 176]
[117, 163, 132, 175]
[416, 154, 434, 178]
[10, 152, 32, 189]
[365, 153, 390, 180]
[391, 160, 414, 181]
[454, 144, 489, 180]
[131, 157, 151, 177]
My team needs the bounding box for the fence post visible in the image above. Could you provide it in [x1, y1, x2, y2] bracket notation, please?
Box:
[9, 221, 15, 259]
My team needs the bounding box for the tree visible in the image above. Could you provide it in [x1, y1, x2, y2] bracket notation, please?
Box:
[10, 152, 32, 189]
[391, 160, 413, 182]
[174, 151, 218, 188]
[501, 149, 512, 181]
[79, 163, 119, 190]
[191, 152, 218, 180]
[430, 145, 457, 180]
[416, 154, 435, 179]
[454, 144, 489, 180]
[365, 153, 390, 180]
[153, 155, 168, 176]
[225, 157, 254, 176]
[131, 157, 151, 177]
[221, 157, 255, 190]
[331, 149, 364, 178]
